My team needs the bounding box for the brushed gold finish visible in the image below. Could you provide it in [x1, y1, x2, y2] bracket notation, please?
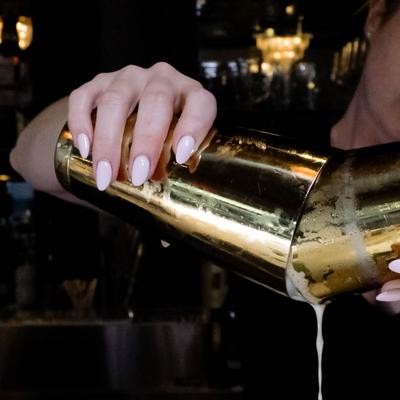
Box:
[55, 115, 328, 299]
[289, 144, 400, 303]
[55, 114, 400, 304]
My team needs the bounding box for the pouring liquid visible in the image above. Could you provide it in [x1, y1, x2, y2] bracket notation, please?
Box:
[311, 303, 326, 400]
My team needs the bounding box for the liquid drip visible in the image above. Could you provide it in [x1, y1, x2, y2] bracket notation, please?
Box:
[311, 303, 326, 400]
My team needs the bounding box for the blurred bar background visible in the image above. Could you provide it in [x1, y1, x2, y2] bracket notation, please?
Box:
[1, 1, 392, 399]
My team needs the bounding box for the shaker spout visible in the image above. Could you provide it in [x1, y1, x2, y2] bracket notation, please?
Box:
[289, 143, 400, 303]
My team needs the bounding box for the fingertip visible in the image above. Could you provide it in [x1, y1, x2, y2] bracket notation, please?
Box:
[376, 289, 400, 302]
[175, 135, 195, 164]
[77, 133, 90, 159]
[68, 116, 94, 151]
[95, 159, 112, 191]
[389, 259, 400, 273]
[131, 154, 150, 186]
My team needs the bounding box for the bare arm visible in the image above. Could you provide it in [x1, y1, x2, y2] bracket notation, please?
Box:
[9, 97, 85, 204]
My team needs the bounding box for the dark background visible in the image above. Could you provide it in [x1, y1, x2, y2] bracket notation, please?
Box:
[2, 1, 399, 399]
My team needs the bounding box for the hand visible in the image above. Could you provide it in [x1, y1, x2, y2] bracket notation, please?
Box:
[67, 62, 217, 191]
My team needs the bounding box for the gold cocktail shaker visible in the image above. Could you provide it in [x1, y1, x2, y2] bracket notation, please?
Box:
[54, 114, 400, 304]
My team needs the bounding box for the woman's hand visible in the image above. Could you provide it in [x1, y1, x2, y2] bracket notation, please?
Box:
[10, 63, 217, 200]
[68, 62, 217, 191]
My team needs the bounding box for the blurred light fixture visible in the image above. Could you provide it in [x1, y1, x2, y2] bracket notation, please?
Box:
[330, 36, 367, 85]
[16, 16, 33, 50]
[0, 15, 33, 51]
[285, 4, 295, 16]
[0, 175, 11, 182]
[254, 17, 312, 73]
[0, 16, 3, 45]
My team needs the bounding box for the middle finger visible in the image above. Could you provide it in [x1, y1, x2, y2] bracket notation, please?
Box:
[93, 74, 145, 190]
[129, 80, 175, 186]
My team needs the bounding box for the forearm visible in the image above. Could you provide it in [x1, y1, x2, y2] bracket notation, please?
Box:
[9, 97, 83, 204]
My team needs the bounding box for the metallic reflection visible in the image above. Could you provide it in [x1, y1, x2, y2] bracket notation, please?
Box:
[290, 145, 400, 303]
[55, 115, 328, 298]
[55, 115, 400, 304]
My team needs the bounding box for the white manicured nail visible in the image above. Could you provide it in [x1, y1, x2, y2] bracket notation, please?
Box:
[131, 155, 150, 186]
[376, 289, 400, 302]
[161, 240, 170, 248]
[389, 259, 400, 273]
[77, 133, 90, 159]
[176, 135, 195, 164]
[96, 160, 112, 191]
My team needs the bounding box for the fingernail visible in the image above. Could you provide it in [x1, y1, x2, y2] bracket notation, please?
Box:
[77, 133, 90, 159]
[376, 289, 400, 302]
[96, 160, 112, 191]
[176, 135, 195, 164]
[131, 155, 150, 186]
[389, 259, 400, 273]
[161, 240, 170, 248]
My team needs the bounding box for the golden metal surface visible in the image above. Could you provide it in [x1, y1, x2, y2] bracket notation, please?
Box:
[55, 115, 328, 298]
[290, 144, 400, 303]
[55, 115, 400, 304]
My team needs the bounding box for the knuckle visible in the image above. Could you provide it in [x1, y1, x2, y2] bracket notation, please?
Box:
[92, 72, 110, 82]
[98, 89, 128, 106]
[188, 87, 217, 115]
[191, 86, 215, 102]
[150, 61, 175, 76]
[69, 87, 86, 102]
[119, 64, 145, 78]
[144, 89, 173, 106]
[206, 92, 218, 112]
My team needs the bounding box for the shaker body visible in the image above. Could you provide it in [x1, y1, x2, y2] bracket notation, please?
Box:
[55, 114, 400, 304]
[55, 115, 328, 298]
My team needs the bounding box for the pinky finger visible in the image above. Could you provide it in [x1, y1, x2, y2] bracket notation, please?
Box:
[172, 87, 217, 164]
[68, 73, 114, 158]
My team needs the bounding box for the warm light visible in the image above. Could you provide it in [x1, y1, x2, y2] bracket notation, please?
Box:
[265, 27, 275, 37]
[16, 16, 33, 50]
[261, 62, 274, 78]
[0, 175, 11, 182]
[248, 59, 260, 73]
[290, 166, 317, 179]
[0, 17, 3, 45]
[254, 17, 313, 107]
[293, 36, 301, 45]
[330, 36, 368, 84]
[249, 64, 259, 73]
[285, 5, 295, 15]
[255, 30, 313, 72]
[63, 131, 73, 141]
[286, 50, 295, 59]
[283, 38, 291, 47]
[307, 81, 316, 90]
